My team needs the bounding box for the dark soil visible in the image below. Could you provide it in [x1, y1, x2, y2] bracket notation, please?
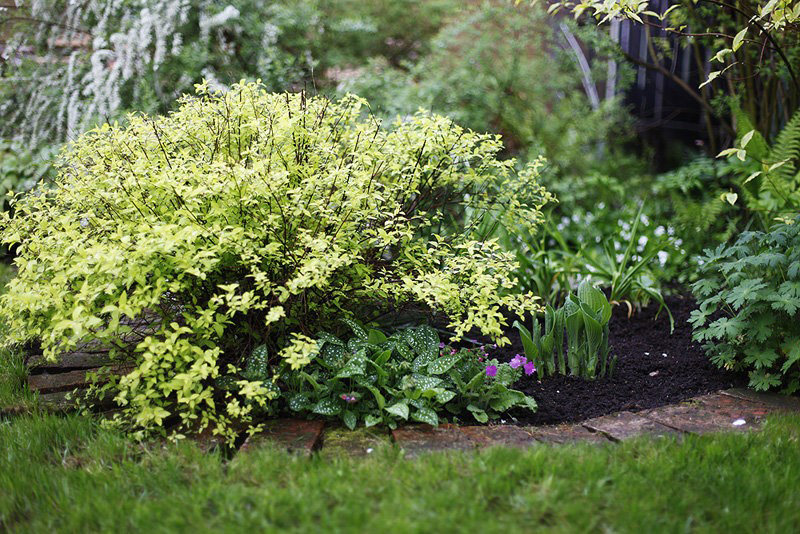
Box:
[501, 293, 747, 426]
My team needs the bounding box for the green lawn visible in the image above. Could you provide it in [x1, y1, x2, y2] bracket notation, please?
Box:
[2, 330, 800, 533]
[2, 399, 799, 532]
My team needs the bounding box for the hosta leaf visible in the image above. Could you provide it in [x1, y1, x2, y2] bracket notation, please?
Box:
[411, 407, 439, 426]
[343, 410, 357, 430]
[385, 402, 409, 420]
[427, 352, 462, 375]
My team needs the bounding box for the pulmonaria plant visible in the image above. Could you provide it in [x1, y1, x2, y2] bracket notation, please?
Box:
[690, 216, 800, 393]
[282, 322, 537, 428]
[0, 82, 551, 441]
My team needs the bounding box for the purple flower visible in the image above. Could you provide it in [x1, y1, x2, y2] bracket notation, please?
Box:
[340, 394, 358, 404]
[485, 365, 498, 378]
[509, 354, 527, 369]
[439, 342, 446, 349]
[523, 362, 536, 376]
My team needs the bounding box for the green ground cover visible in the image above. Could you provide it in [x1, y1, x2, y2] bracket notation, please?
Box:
[2, 349, 799, 534]
[2, 411, 799, 533]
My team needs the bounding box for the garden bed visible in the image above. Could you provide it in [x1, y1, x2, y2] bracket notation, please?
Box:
[501, 293, 747, 426]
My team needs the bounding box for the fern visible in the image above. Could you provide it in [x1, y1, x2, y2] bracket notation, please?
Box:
[763, 109, 800, 213]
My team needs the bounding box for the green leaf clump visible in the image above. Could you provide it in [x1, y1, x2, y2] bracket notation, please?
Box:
[514, 279, 615, 380]
[691, 216, 800, 393]
[282, 323, 536, 429]
[0, 81, 551, 441]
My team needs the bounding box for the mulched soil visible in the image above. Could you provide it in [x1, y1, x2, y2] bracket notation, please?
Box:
[499, 293, 748, 426]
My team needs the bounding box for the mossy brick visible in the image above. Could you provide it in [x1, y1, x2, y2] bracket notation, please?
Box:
[318, 427, 392, 458]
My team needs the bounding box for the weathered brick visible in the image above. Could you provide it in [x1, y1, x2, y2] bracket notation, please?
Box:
[239, 419, 325, 456]
[583, 411, 680, 441]
[459, 425, 538, 448]
[526, 423, 611, 445]
[392, 424, 477, 457]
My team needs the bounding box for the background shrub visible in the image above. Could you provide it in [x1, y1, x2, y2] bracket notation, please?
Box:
[691, 217, 800, 393]
[0, 82, 552, 439]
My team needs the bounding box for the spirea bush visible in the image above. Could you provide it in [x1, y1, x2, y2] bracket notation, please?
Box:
[0, 81, 552, 440]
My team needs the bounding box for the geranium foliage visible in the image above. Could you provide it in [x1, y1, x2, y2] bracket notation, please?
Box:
[0, 81, 552, 440]
[690, 216, 800, 393]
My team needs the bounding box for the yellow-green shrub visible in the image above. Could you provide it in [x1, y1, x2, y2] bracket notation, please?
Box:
[0, 81, 552, 440]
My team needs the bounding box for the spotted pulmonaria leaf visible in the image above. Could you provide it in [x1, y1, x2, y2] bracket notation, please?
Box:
[404, 325, 439, 359]
[342, 410, 357, 430]
[311, 398, 340, 416]
[335, 351, 367, 378]
[385, 402, 409, 420]
[343, 318, 368, 341]
[245, 345, 269, 380]
[411, 407, 438, 426]
[427, 352, 462, 375]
